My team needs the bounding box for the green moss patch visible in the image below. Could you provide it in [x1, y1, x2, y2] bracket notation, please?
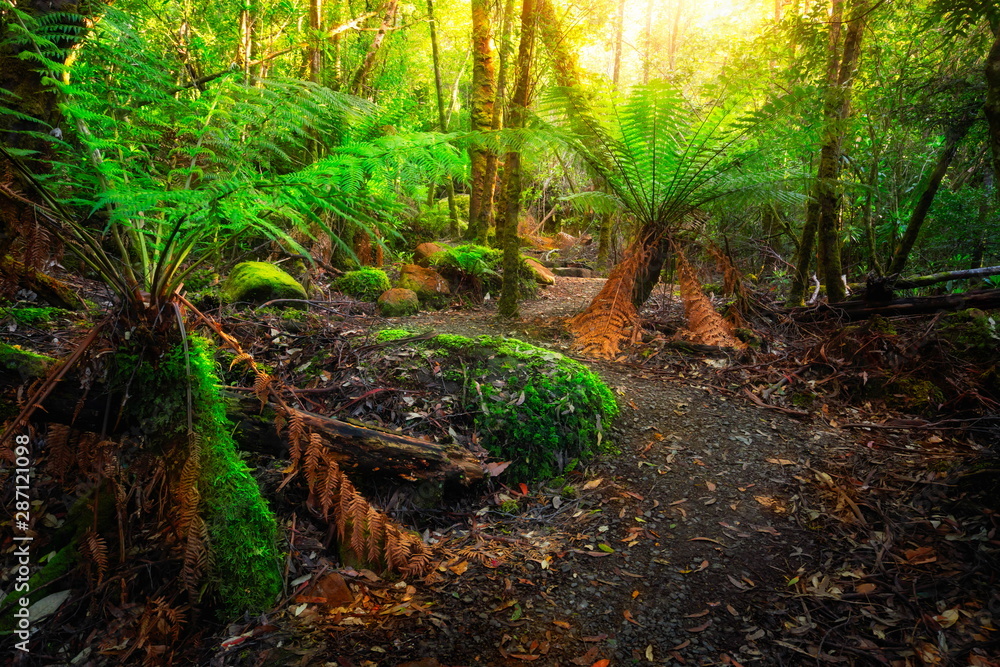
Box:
[0, 342, 56, 378]
[335, 268, 391, 302]
[221, 261, 307, 305]
[376, 332, 617, 480]
[0, 305, 69, 328]
[126, 336, 283, 613]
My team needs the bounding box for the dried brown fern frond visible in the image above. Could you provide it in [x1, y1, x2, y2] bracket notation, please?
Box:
[175, 435, 201, 538]
[676, 249, 746, 350]
[179, 515, 209, 603]
[567, 243, 644, 359]
[44, 424, 75, 482]
[304, 432, 325, 495]
[287, 411, 307, 471]
[707, 243, 747, 299]
[81, 529, 109, 585]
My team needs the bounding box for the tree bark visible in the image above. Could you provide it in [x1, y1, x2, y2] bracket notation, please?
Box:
[308, 0, 323, 83]
[498, 0, 537, 318]
[425, 0, 459, 231]
[467, 0, 496, 243]
[984, 29, 1000, 192]
[815, 0, 866, 304]
[786, 192, 821, 306]
[483, 0, 515, 236]
[886, 115, 974, 275]
[350, 0, 398, 96]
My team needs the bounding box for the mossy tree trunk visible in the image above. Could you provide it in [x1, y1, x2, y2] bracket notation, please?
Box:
[498, 0, 537, 318]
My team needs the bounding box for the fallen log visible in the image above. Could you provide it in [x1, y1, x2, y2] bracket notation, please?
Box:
[0, 347, 483, 486]
[789, 288, 1000, 321]
[849, 265, 1000, 299]
[228, 394, 483, 485]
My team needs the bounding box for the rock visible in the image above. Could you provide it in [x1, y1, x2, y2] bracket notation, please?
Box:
[553, 231, 576, 250]
[377, 288, 420, 317]
[523, 257, 556, 285]
[553, 267, 594, 278]
[414, 242, 449, 267]
[221, 261, 307, 305]
[398, 264, 451, 301]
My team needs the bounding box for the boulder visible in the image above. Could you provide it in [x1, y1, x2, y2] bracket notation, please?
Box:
[553, 231, 576, 251]
[398, 264, 451, 301]
[377, 288, 420, 317]
[221, 261, 307, 305]
[414, 242, 449, 267]
[523, 257, 556, 285]
[553, 267, 594, 278]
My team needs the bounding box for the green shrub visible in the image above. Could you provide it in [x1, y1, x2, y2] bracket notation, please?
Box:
[335, 268, 391, 301]
[430, 244, 535, 299]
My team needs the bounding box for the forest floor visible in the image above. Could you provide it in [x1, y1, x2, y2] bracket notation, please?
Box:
[207, 277, 1000, 667]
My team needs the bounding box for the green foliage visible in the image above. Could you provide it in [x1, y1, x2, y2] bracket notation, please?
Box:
[384, 333, 618, 480]
[335, 268, 391, 301]
[549, 81, 802, 242]
[0, 6, 466, 319]
[0, 305, 67, 327]
[430, 244, 535, 298]
[123, 337, 283, 613]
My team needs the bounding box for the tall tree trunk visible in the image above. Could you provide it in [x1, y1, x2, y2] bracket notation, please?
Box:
[612, 0, 625, 86]
[498, 0, 537, 318]
[815, 0, 866, 303]
[786, 192, 821, 306]
[425, 0, 459, 232]
[467, 0, 497, 243]
[350, 0, 398, 96]
[984, 29, 1000, 193]
[642, 0, 653, 84]
[668, 0, 682, 72]
[483, 0, 515, 238]
[308, 0, 323, 83]
[886, 116, 974, 275]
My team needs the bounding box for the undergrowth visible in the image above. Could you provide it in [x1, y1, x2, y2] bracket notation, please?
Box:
[335, 268, 391, 301]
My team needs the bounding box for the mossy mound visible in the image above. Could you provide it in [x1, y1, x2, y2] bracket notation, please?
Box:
[335, 268, 391, 302]
[940, 309, 1000, 361]
[221, 261, 307, 305]
[375, 331, 617, 479]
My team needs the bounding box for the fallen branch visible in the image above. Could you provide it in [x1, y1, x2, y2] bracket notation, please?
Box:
[788, 288, 1000, 321]
[0, 348, 483, 486]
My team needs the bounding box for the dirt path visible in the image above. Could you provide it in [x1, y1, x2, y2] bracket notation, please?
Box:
[295, 280, 840, 666]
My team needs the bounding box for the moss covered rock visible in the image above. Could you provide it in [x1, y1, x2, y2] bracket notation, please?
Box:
[398, 264, 451, 302]
[378, 288, 420, 316]
[374, 331, 617, 480]
[221, 261, 307, 305]
[524, 257, 555, 285]
[414, 242, 449, 267]
[0, 342, 56, 378]
[335, 268, 391, 302]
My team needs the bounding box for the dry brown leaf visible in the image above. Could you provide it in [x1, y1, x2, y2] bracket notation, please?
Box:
[570, 647, 600, 666]
[766, 458, 795, 466]
[685, 619, 712, 632]
[553, 620, 571, 629]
